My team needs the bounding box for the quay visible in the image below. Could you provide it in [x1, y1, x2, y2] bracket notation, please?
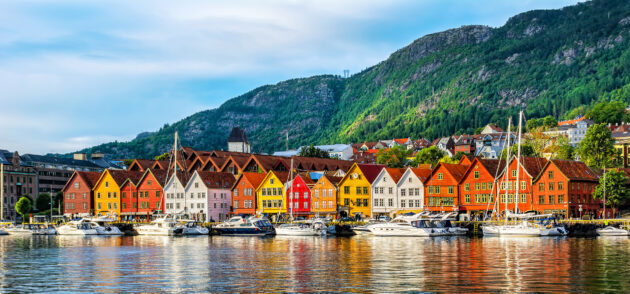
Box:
[458, 219, 630, 237]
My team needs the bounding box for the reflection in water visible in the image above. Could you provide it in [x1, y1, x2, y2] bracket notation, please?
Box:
[0, 235, 629, 292]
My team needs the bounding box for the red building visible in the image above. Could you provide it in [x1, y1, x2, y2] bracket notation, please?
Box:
[454, 135, 476, 154]
[136, 169, 168, 216]
[532, 160, 599, 218]
[286, 173, 315, 217]
[119, 171, 144, 219]
[61, 171, 101, 217]
[232, 172, 266, 216]
[424, 163, 469, 212]
[458, 158, 505, 217]
[496, 156, 547, 213]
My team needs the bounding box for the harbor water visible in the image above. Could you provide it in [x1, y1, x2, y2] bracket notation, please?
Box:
[1, 235, 629, 292]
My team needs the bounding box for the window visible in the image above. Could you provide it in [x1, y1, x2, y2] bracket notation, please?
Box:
[303, 192, 308, 199]
[558, 195, 564, 204]
[66, 193, 70, 200]
[481, 182, 486, 190]
[315, 190, 319, 198]
[549, 182, 555, 191]
[329, 189, 333, 197]
[538, 195, 544, 204]
[558, 182, 564, 190]
[435, 186, 441, 194]
[465, 183, 470, 191]
[328, 201, 333, 208]
[107, 202, 112, 209]
[133, 202, 137, 208]
[122, 192, 126, 199]
[465, 194, 470, 203]
[303, 202, 308, 209]
[363, 199, 368, 207]
[122, 203, 126, 209]
[475, 183, 480, 191]
[520, 194, 526, 203]
[400, 200, 406, 208]
[344, 198, 349, 206]
[356, 187, 362, 195]
[105, 181, 109, 188]
[428, 186, 433, 194]
[512, 170, 516, 177]
[195, 183, 198, 188]
[83, 203, 87, 209]
[270, 179, 274, 185]
[401, 189, 406, 197]
[97, 203, 101, 210]
[548, 171, 554, 179]
[363, 187, 368, 194]
[234, 201, 239, 208]
[133, 192, 137, 198]
[415, 200, 420, 207]
[539, 182, 544, 191]
[344, 186, 350, 194]
[448, 186, 454, 194]
[83, 193, 86, 199]
[107, 192, 111, 198]
[501, 194, 506, 203]
[521, 181, 526, 190]
[114, 192, 117, 198]
[388, 187, 393, 194]
[388, 199, 393, 206]
[474, 171, 480, 179]
[437, 173, 443, 180]
[507, 194, 513, 203]
[357, 199, 362, 207]
[74, 182, 79, 189]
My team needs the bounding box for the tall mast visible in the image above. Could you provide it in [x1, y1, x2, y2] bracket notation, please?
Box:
[503, 118, 512, 224]
[289, 158, 294, 221]
[515, 111, 523, 214]
[1, 162, 3, 220]
[603, 162, 606, 219]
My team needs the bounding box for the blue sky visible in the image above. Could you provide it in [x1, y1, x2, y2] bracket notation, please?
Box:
[0, 0, 579, 154]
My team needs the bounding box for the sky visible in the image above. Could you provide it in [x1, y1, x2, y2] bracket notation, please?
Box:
[0, 0, 580, 154]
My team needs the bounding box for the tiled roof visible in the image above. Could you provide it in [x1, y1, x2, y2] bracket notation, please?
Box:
[384, 168, 405, 184]
[240, 172, 267, 189]
[487, 124, 505, 132]
[394, 138, 409, 145]
[518, 157, 548, 179]
[129, 159, 155, 171]
[145, 169, 169, 186]
[550, 160, 598, 182]
[440, 163, 469, 182]
[197, 171, 236, 189]
[410, 167, 432, 182]
[22, 153, 102, 169]
[78, 171, 102, 188]
[271, 171, 291, 184]
[558, 116, 586, 126]
[357, 163, 387, 183]
[324, 175, 343, 186]
[477, 158, 506, 177]
[109, 170, 144, 187]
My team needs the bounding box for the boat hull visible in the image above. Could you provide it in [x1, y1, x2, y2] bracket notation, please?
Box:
[369, 225, 433, 237]
[215, 227, 274, 236]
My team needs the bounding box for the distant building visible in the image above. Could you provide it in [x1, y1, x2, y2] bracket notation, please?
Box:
[227, 127, 251, 153]
[544, 119, 594, 147]
[0, 150, 37, 220]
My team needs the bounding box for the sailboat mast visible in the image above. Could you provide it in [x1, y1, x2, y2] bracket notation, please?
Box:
[503, 118, 512, 224]
[603, 162, 606, 219]
[289, 158, 294, 222]
[515, 111, 523, 214]
[0, 162, 3, 220]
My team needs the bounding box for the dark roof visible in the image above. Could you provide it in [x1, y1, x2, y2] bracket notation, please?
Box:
[227, 127, 249, 143]
[477, 158, 506, 177]
[549, 160, 598, 182]
[22, 153, 102, 169]
[323, 175, 343, 186]
[357, 163, 386, 184]
[78, 171, 101, 188]
[109, 170, 144, 187]
[517, 157, 548, 179]
[410, 168, 432, 182]
[197, 172, 236, 189]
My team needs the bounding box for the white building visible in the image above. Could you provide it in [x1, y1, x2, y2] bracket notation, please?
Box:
[371, 168, 405, 216]
[397, 167, 432, 212]
[185, 170, 235, 222]
[544, 118, 594, 147]
[273, 144, 354, 160]
[163, 171, 190, 215]
[227, 127, 251, 153]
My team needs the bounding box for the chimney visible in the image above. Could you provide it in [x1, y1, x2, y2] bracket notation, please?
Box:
[91, 152, 104, 160]
[73, 153, 87, 161]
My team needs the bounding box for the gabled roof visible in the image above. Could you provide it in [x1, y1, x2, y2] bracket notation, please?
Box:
[356, 163, 387, 183]
[117, 170, 145, 188]
[393, 138, 409, 145]
[536, 160, 598, 182]
[383, 168, 405, 184]
[322, 175, 343, 186]
[516, 157, 548, 179]
[460, 158, 505, 183]
[62, 171, 102, 192]
[195, 171, 236, 189]
[233, 172, 267, 190]
[486, 124, 505, 133]
[128, 159, 155, 172]
[257, 171, 290, 190]
[166, 170, 193, 188]
[427, 162, 469, 184]
[295, 173, 316, 185]
[136, 169, 169, 188]
[245, 154, 285, 173]
[220, 154, 251, 171]
[410, 167, 432, 182]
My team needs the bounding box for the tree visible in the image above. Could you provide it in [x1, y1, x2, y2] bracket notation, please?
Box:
[592, 170, 630, 218]
[54, 191, 64, 214]
[377, 146, 412, 168]
[577, 123, 617, 168]
[552, 135, 575, 160]
[155, 152, 170, 161]
[586, 101, 628, 124]
[412, 146, 445, 167]
[499, 143, 537, 159]
[438, 155, 458, 164]
[122, 159, 134, 167]
[298, 145, 330, 158]
[36, 193, 51, 212]
[15, 197, 32, 223]
[452, 151, 467, 162]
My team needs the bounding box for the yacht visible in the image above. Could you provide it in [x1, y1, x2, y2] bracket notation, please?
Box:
[596, 226, 629, 236]
[57, 220, 98, 235]
[136, 215, 183, 236]
[4, 223, 57, 235]
[0, 228, 7, 235]
[276, 220, 326, 236]
[181, 221, 209, 235]
[214, 216, 275, 236]
[85, 217, 123, 235]
[432, 213, 468, 236]
[368, 216, 434, 237]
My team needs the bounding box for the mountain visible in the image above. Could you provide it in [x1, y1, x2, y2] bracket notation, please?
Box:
[78, 0, 630, 159]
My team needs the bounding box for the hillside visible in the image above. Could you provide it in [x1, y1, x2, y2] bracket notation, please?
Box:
[78, 0, 630, 159]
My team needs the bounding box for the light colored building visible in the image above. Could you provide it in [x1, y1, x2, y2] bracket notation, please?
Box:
[397, 167, 432, 214]
[227, 127, 251, 153]
[544, 118, 594, 147]
[163, 171, 191, 215]
[371, 168, 405, 217]
[185, 171, 235, 222]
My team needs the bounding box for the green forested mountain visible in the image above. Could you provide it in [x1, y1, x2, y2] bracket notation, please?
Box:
[78, 0, 630, 159]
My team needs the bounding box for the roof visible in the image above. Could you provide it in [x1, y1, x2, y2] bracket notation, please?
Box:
[109, 170, 144, 187]
[21, 153, 102, 169]
[558, 116, 586, 126]
[476, 158, 506, 177]
[517, 157, 548, 179]
[393, 138, 409, 145]
[270, 171, 291, 184]
[384, 168, 406, 183]
[238, 172, 267, 190]
[196, 171, 236, 189]
[227, 127, 249, 143]
[410, 167, 432, 182]
[547, 160, 598, 182]
[486, 124, 505, 132]
[323, 175, 343, 186]
[296, 173, 316, 185]
[221, 154, 251, 170]
[298, 144, 352, 153]
[434, 163, 469, 182]
[62, 171, 102, 191]
[137, 169, 169, 187]
[357, 163, 387, 183]
[128, 159, 155, 171]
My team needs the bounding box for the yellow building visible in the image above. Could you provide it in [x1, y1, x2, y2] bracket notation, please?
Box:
[92, 169, 130, 218]
[256, 171, 289, 216]
[337, 163, 385, 218]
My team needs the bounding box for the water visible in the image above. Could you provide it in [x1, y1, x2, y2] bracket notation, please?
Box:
[1, 235, 629, 293]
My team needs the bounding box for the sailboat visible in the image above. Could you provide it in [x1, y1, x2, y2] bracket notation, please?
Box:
[275, 159, 325, 236]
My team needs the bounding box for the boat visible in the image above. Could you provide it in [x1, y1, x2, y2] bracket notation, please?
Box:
[214, 216, 275, 236]
[4, 223, 57, 235]
[326, 224, 356, 236]
[537, 216, 568, 236]
[135, 215, 183, 236]
[57, 219, 98, 235]
[596, 226, 629, 236]
[85, 217, 123, 235]
[0, 228, 7, 235]
[368, 215, 434, 237]
[181, 221, 209, 235]
[434, 213, 468, 236]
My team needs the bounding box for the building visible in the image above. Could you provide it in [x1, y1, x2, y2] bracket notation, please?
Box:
[458, 158, 504, 219]
[311, 174, 341, 218]
[337, 163, 385, 219]
[532, 160, 599, 218]
[163, 171, 192, 215]
[434, 137, 455, 156]
[424, 163, 469, 212]
[61, 171, 101, 217]
[481, 124, 505, 134]
[371, 168, 405, 217]
[0, 150, 37, 220]
[397, 167, 432, 214]
[185, 171, 235, 222]
[286, 173, 315, 218]
[544, 118, 594, 147]
[227, 127, 251, 153]
[136, 169, 168, 218]
[119, 171, 145, 220]
[256, 171, 289, 220]
[232, 172, 266, 216]
[454, 135, 476, 154]
[496, 156, 548, 213]
[92, 169, 136, 218]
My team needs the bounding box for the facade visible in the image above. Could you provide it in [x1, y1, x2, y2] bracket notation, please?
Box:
[256, 171, 289, 218]
[544, 118, 594, 147]
[0, 151, 37, 220]
[163, 171, 191, 214]
[22, 153, 106, 195]
[371, 168, 405, 216]
[232, 172, 266, 216]
[424, 163, 469, 212]
[185, 171, 235, 222]
[295, 144, 354, 160]
[397, 167, 432, 214]
[311, 175, 341, 218]
[286, 174, 314, 217]
[337, 163, 385, 218]
[61, 171, 101, 217]
[227, 127, 251, 153]
[532, 160, 599, 218]
[458, 158, 504, 218]
[136, 169, 167, 217]
[92, 170, 135, 218]
[496, 157, 548, 213]
[119, 177, 139, 219]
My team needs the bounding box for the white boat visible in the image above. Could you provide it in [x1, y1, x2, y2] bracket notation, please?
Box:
[368, 217, 434, 237]
[482, 221, 541, 236]
[275, 221, 325, 236]
[214, 216, 275, 236]
[596, 226, 629, 236]
[181, 221, 209, 235]
[0, 228, 7, 235]
[136, 215, 183, 236]
[85, 217, 123, 235]
[4, 224, 35, 234]
[57, 220, 98, 235]
[433, 212, 468, 236]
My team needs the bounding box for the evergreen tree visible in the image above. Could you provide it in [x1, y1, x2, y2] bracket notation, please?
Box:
[577, 123, 617, 168]
[298, 145, 330, 159]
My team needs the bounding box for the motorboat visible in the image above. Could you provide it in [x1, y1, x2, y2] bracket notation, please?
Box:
[482, 221, 541, 236]
[135, 215, 183, 236]
[368, 217, 433, 237]
[181, 221, 209, 235]
[4, 224, 36, 235]
[57, 220, 98, 235]
[0, 228, 7, 235]
[326, 224, 356, 236]
[85, 217, 123, 235]
[538, 216, 568, 236]
[433, 213, 468, 236]
[596, 226, 629, 236]
[214, 216, 275, 236]
[275, 221, 325, 236]
[4, 224, 56, 235]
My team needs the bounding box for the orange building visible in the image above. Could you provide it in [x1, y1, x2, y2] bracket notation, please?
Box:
[424, 163, 469, 212]
[311, 174, 342, 218]
[232, 172, 266, 216]
[458, 158, 505, 217]
[496, 157, 547, 213]
[136, 169, 168, 216]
